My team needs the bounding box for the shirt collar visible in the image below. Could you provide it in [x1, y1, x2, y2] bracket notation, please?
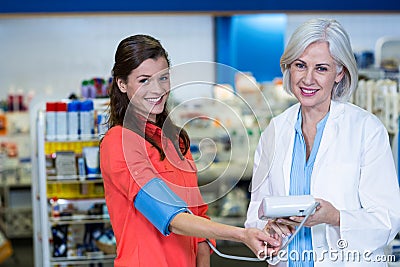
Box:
[145, 122, 162, 139]
[145, 122, 163, 149]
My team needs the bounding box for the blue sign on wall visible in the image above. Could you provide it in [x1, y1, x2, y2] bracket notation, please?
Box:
[216, 14, 286, 85]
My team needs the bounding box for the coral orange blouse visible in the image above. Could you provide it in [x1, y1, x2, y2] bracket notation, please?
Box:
[100, 124, 212, 267]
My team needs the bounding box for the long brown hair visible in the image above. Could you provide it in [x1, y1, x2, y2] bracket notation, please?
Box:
[107, 34, 189, 160]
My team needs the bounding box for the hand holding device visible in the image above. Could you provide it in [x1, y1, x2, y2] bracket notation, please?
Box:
[256, 195, 320, 263]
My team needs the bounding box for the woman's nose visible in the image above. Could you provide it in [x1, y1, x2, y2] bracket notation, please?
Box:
[146, 77, 164, 93]
[302, 68, 315, 84]
[154, 79, 169, 94]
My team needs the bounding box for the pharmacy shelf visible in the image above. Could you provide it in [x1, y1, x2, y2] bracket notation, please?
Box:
[0, 170, 32, 238]
[31, 104, 114, 267]
[46, 175, 102, 182]
[49, 214, 110, 225]
[49, 254, 115, 266]
[0, 206, 32, 238]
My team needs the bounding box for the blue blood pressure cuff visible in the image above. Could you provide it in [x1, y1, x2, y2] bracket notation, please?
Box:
[134, 178, 189, 236]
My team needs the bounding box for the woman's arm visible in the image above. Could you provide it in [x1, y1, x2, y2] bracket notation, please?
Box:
[196, 241, 211, 267]
[169, 212, 281, 256]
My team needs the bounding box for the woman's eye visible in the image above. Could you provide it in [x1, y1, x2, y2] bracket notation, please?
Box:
[139, 78, 149, 84]
[316, 66, 328, 72]
[159, 75, 169, 82]
[295, 63, 306, 70]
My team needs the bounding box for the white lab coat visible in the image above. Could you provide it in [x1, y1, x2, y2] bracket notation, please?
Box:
[245, 100, 400, 267]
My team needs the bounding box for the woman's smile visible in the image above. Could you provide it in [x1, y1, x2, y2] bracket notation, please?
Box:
[145, 95, 164, 104]
[300, 87, 319, 97]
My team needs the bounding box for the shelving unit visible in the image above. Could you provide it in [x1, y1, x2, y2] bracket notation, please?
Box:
[0, 176, 32, 238]
[31, 102, 114, 267]
[0, 112, 33, 239]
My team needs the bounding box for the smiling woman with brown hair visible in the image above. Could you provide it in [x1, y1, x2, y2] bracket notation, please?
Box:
[100, 34, 280, 267]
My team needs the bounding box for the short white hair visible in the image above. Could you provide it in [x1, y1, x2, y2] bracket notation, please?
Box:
[280, 18, 358, 102]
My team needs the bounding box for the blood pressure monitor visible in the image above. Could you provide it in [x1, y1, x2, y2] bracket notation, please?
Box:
[258, 195, 317, 220]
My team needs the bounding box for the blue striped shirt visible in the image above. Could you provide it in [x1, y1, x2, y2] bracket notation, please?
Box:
[288, 109, 329, 267]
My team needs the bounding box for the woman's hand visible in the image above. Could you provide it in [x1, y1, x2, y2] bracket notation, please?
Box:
[263, 219, 296, 240]
[242, 228, 282, 257]
[284, 198, 340, 227]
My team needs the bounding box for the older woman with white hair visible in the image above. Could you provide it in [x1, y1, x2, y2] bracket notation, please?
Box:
[246, 18, 400, 266]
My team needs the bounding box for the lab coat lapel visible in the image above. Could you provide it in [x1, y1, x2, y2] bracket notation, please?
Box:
[282, 104, 299, 195]
[283, 135, 294, 195]
[312, 101, 342, 190]
[314, 101, 342, 166]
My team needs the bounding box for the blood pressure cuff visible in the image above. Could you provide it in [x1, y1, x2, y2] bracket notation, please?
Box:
[134, 178, 189, 236]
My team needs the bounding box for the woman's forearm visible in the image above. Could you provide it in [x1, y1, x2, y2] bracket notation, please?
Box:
[169, 212, 246, 243]
[169, 212, 281, 256]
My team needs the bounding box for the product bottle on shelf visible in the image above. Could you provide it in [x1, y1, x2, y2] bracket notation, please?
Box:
[80, 100, 94, 140]
[67, 101, 80, 140]
[81, 80, 89, 99]
[50, 197, 60, 218]
[7, 90, 14, 112]
[88, 80, 96, 99]
[46, 102, 57, 141]
[16, 89, 26, 111]
[56, 102, 68, 141]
